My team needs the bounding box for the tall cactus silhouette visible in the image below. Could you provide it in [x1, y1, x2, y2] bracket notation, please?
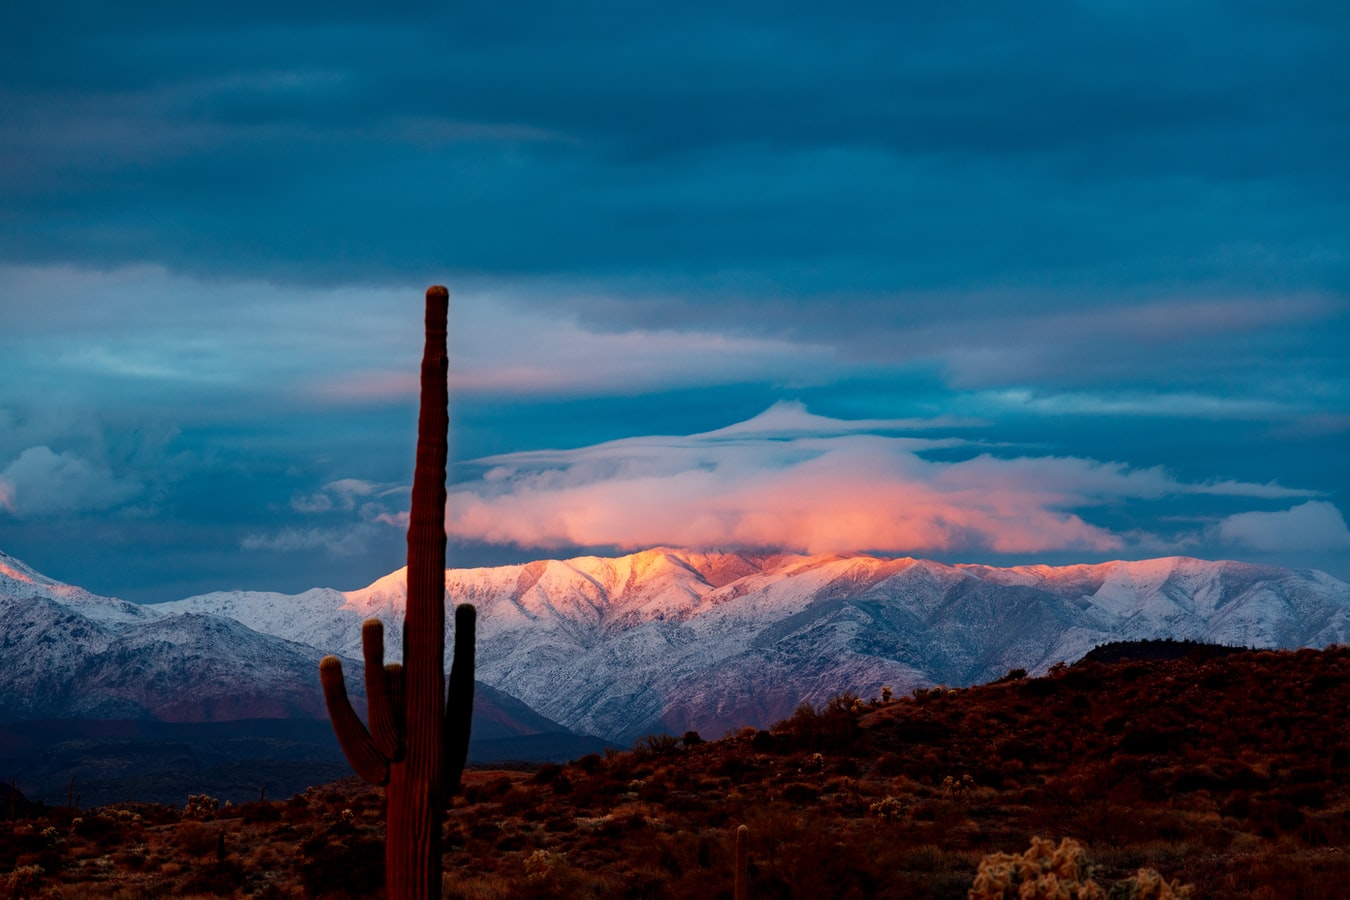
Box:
[319, 285, 475, 899]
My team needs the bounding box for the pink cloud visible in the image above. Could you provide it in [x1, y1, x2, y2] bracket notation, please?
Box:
[438, 404, 1328, 558]
[443, 412, 1132, 556]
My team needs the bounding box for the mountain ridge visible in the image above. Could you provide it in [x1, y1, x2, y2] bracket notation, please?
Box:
[153, 546, 1350, 742]
[5, 546, 1349, 743]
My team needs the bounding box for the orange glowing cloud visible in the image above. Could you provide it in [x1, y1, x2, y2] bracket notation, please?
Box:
[441, 405, 1145, 556]
[448, 451, 1119, 556]
[437, 403, 1329, 558]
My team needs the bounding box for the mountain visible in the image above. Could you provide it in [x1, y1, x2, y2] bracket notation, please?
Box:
[0, 548, 608, 803]
[0, 549, 344, 721]
[0, 547, 595, 745]
[155, 548, 1350, 743]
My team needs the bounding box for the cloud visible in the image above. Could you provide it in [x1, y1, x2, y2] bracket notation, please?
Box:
[442, 404, 1317, 558]
[240, 524, 382, 558]
[245, 478, 413, 556]
[0, 446, 141, 517]
[322, 289, 843, 401]
[291, 478, 405, 514]
[1215, 501, 1350, 554]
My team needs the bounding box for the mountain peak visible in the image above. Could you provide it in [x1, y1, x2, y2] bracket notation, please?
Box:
[5, 546, 1349, 742]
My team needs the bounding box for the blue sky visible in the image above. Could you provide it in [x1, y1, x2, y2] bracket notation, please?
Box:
[2, 2, 1347, 601]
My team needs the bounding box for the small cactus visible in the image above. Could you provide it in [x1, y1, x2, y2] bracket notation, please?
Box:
[183, 794, 220, 821]
[869, 795, 904, 822]
[969, 838, 1192, 900]
[733, 823, 750, 900]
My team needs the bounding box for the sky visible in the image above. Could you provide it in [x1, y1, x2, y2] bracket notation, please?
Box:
[1, 2, 1347, 602]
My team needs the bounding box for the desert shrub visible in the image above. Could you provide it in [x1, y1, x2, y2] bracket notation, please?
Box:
[780, 782, 820, 804]
[178, 858, 246, 896]
[1023, 678, 1063, 698]
[175, 821, 221, 858]
[969, 837, 1192, 900]
[751, 729, 778, 751]
[634, 733, 681, 756]
[182, 793, 219, 821]
[299, 824, 383, 898]
[826, 691, 862, 713]
[574, 752, 603, 773]
[900, 843, 950, 873]
[1061, 669, 1103, 692]
[71, 812, 120, 841]
[239, 800, 282, 823]
[910, 686, 941, 704]
[772, 695, 861, 751]
[682, 730, 705, 746]
[869, 796, 904, 822]
[498, 785, 535, 816]
[1248, 798, 1306, 838]
[1, 864, 44, 900]
[997, 738, 1048, 765]
[1118, 728, 1181, 756]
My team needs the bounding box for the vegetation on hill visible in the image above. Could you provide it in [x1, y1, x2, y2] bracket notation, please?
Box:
[4, 643, 1350, 897]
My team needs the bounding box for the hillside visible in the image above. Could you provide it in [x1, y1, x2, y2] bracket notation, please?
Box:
[5, 644, 1348, 898]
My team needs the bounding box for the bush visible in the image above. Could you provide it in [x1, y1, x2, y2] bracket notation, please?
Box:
[1, 865, 44, 900]
[969, 837, 1192, 900]
[299, 825, 383, 898]
[634, 733, 681, 756]
[175, 821, 221, 858]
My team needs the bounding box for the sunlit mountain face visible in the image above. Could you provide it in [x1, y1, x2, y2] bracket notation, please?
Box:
[8, 544, 1344, 746]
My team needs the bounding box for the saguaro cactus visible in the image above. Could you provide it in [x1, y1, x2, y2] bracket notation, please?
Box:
[734, 823, 750, 900]
[319, 285, 475, 899]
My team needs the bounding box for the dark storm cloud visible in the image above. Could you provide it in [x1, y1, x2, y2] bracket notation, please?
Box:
[1, 2, 1346, 596]
[4, 2, 1345, 294]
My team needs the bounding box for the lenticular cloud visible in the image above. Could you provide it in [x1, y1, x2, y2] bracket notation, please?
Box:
[445, 401, 1292, 557]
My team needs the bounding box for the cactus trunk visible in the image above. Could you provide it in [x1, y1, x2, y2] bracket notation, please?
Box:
[320, 286, 475, 900]
[390, 284, 450, 897]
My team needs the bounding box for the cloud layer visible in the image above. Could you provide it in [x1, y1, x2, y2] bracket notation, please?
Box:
[444, 403, 1333, 562]
[1, 5, 1346, 597]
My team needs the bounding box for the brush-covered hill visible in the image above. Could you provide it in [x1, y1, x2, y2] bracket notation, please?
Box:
[6, 643, 1349, 898]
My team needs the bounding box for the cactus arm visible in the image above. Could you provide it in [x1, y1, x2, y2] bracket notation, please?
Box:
[443, 602, 477, 795]
[361, 620, 403, 760]
[319, 655, 391, 785]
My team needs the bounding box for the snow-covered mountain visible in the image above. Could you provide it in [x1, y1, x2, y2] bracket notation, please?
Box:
[0, 549, 350, 721]
[155, 547, 1350, 743]
[0, 549, 597, 758]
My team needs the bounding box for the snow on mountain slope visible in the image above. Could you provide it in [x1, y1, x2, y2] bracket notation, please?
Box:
[154, 548, 1350, 743]
[0, 549, 156, 627]
[7, 545, 1348, 740]
[0, 550, 356, 721]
